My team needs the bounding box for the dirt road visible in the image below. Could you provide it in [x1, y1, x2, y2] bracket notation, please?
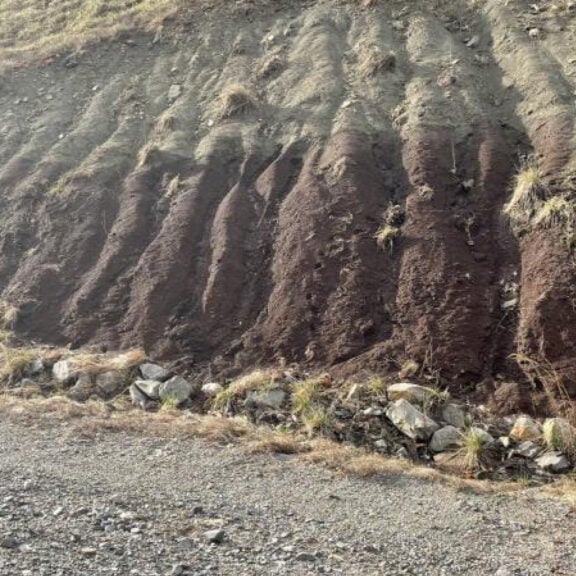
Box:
[1, 420, 575, 575]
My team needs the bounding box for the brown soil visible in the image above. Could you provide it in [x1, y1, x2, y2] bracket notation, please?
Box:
[2, 0, 576, 409]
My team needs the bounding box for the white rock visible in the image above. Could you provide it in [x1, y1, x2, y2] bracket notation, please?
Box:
[430, 426, 463, 452]
[515, 441, 540, 459]
[535, 451, 571, 473]
[139, 363, 170, 382]
[52, 360, 77, 383]
[202, 382, 223, 396]
[387, 383, 430, 404]
[168, 84, 182, 101]
[510, 415, 541, 441]
[245, 388, 286, 410]
[159, 375, 196, 405]
[385, 399, 440, 441]
[441, 404, 467, 428]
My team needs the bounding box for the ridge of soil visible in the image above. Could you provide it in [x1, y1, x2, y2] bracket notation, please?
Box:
[2, 0, 576, 410]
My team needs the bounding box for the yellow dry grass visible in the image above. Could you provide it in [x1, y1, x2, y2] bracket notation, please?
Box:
[0, 0, 185, 69]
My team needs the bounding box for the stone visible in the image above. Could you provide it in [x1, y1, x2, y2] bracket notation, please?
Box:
[139, 363, 170, 382]
[201, 382, 223, 397]
[387, 383, 430, 404]
[170, 564, 189, 576]
[130, 384, 152, 409]
[295, 552, 317, 562]
[245, 388, 286, 410]
[430, 425, 463, 452]
[15, 378, 36, 388]
[133, 379, 161, 400]
[168, 84, 182, 101]
[385, 399, 440, 441]
[346, 383, 361, 401]
[80, 547, 97, 557]
[535, 451, 571, 473]
[52, 360, 77, 383]
[515, 441, 541, 459]
[204, 528, 225, 544]
[441, 403, 467, 428]
[510, 416, 541, 442]
[95, 371, 126, 399]
[159, 375, 196, 405]
[67, 374, 94, 402]
[27, 358, 45, 376]
[543, 418, 575, 451]
[466, 35, 480, 48]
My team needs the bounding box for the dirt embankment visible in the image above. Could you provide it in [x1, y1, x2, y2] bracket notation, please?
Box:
[2, 0, 576, 407]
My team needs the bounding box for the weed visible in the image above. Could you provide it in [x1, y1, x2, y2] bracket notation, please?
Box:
[302, 406, 333, 437]
[0, 301, 18, 329]
[459, 428, 489, 471]
[212, 369, 277, 412]
[398, 359, 419, 379]
[367, 376, 387, 396]
[374, 225, 400, 252]
[0, 346, 37, 384]
[0, 330, 14, 344]
[160, 394, 179, 411]
[291, 378, 323, 415]
[212, 386, 235, 412]
[543, 418, 576, 455]
[218, 84, 257, 120]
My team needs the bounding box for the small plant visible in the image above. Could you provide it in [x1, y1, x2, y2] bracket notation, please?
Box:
[398, 359, 419, 379]
[0, 346, 37, 384]
[0, 329, 13, 344]
[218, 84, 257, 120]
[422, 387, 450, 416]
[0, 301, 18, 329]
[543, 419, 576, 455]
[212, 369, 276, 412]
[302, 406, 333, 437]
[459, 428, 489, 471]
[374, 225, 400, 252]
[367, 376, 387, 396]
[160, 395, 179, 411]
[212, 386, 235, 412]
[292, 378, 323, 415]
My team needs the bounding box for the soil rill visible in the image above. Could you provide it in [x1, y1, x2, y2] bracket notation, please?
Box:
[2, 0, 576, 411]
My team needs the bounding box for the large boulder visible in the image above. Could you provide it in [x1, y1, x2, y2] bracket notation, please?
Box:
[510, 415, 541, 442]
[430, 425, 463, 452]
[387, 383, 430, 404]
[385, 399, 440, 441]
[159, 375, 196, 405]
[139, 363, 170, 382]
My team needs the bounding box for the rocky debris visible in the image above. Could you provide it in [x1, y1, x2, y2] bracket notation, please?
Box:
[535, 452, 571, 473]
[201, 382, 223, 397]
[245, 388, 286, 410]
[139, 363, 170, 382]
[441, 404, 467, 429]
[510, 416, 541, 442]
[386, 383, 430, 404]
[385, 399, 440, 441]
[168, 84, 182, 101]
[159, 375, 196, 406]
[514, 441, 541, 459]
[430, 426, 462, 452]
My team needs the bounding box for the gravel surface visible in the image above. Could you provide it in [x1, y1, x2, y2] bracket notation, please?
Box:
[1, 420, 576, 575]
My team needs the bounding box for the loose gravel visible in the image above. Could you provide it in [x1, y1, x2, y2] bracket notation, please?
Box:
[1, 420, 576, 575]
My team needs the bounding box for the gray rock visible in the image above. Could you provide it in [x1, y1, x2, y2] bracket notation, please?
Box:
[441, 404, 467, 429]
[130, 384, 152, 409]
[170, 564, 188, 576]
[204, 528, 225, 544]
[95, 370, 126, 399]
[385, 399, 440, 441]
[139, 363, 170, 382]
[387, 383, 430, 404]
[469, 427, 494, 444]
[168, 84, 182, 101]
[201, 382, 223, 397]
[535, 451, 571, 473]
[510, 416, 541, 442]
[245, 388, 286, 410]
[15, 378, 36, 388]
[159, 375, 196, 405]
[27, 358, 45, 376]
[515, 441, 541, 459]
[430, 426, 463, 452]
[67, 374, 94, 402]
[133, 379, 161, 400]
[295, 552, 317, 562]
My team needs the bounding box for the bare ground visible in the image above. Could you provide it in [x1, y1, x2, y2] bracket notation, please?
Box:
[2, 0, 576, 408]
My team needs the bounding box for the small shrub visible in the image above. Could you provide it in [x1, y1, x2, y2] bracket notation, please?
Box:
[0, 301, 18, 329]
[302, 406, 333, 436]
[218, 84, 257, 120]
[0, 346, 37, 384]
[367, 376, 387, 396]
[292, 378, 323, 415]
[543, 419, 576, 455]
[460, 428, 489, 471]
[374, 225, 400, 251]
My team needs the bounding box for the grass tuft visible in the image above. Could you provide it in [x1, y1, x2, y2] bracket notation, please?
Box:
[218, 84, 258, 120]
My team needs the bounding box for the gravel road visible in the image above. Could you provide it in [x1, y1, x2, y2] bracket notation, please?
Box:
[1, 420, 576, 576]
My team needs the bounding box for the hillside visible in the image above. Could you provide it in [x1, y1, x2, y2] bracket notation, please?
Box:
[2, 0, 576, 410]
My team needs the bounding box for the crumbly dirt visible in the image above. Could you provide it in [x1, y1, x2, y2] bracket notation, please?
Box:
[1, 419, 576, 575]
[2, 0, 576, 407]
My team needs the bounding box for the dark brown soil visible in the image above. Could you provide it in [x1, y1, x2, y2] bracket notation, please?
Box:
[2, 0, 576, 411]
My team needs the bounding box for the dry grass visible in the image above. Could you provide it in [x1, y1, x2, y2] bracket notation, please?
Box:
[0, 345, 39, 384]
[301, 405, 333, 436]
[374, 225, 400, 251]
[0, 0, 185, 70]
[359, 48, 396, 78]
[291, 378, 324, 415]
[213, 368, 277, 411]
[0, 300, 19, 329]
[218, 84, 258, 120]
[542, 418, 576, 456]
[67, 348, 146, 375]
